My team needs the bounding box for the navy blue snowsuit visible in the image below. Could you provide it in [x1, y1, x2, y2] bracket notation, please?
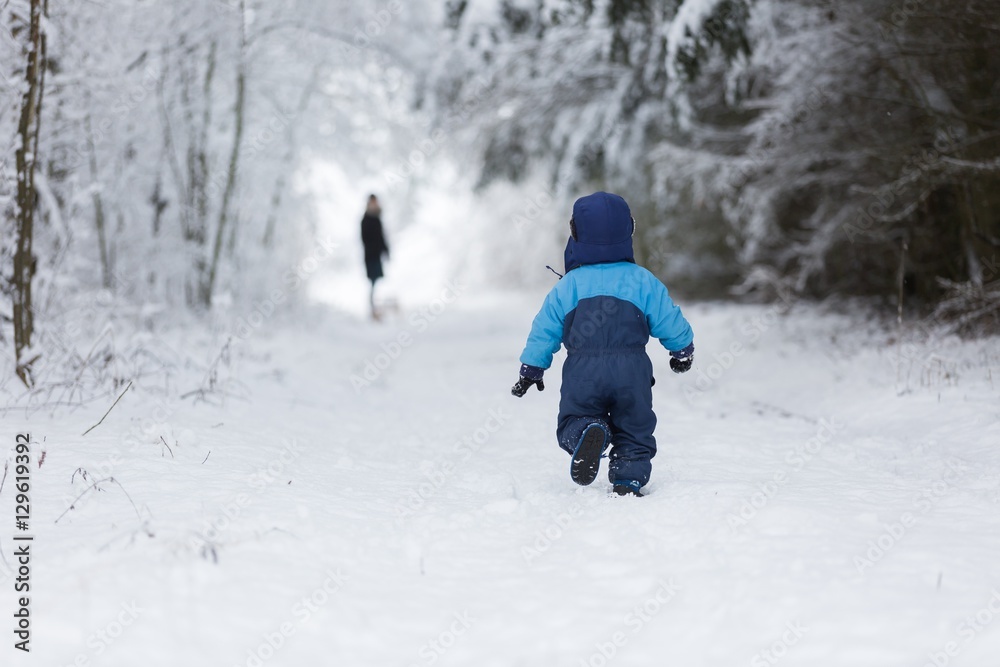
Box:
[519, 192, 693, 487]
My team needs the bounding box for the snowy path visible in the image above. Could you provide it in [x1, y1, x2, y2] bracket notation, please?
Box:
[4, 294, 1000, 667]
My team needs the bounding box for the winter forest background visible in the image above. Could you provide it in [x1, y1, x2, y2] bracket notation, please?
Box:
[2, 2, 1000, 665]
[3, 0, 999, 391]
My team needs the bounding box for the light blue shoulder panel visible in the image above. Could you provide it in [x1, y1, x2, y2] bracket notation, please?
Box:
[519, 263, 693, 369]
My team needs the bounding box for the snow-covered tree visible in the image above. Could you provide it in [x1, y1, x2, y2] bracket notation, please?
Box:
[2, 0, 49, 386]
[428, 0, 754, 291]
[1, 0, 440, 389]
[430, 0, 1000, 330]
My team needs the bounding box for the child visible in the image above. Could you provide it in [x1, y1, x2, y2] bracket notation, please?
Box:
[511, 191, 694, 497]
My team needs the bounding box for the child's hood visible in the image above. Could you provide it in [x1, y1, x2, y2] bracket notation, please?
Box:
[563, 191, 636, 273]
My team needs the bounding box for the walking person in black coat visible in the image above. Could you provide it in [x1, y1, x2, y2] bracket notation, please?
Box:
[361, 194, 389, 320]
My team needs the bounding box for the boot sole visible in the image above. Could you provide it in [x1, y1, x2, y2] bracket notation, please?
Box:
[570, 424, 607, 486]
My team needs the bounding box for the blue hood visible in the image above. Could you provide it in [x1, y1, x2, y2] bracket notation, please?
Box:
[563, 192, 635, 273]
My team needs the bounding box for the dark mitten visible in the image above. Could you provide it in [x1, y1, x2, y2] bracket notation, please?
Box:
[669, 342, 694, 374]
[511, 363, 545, 397]
[669, 357, 692, 374]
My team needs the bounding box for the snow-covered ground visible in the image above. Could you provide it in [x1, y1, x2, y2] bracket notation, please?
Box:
[2, 288, 1000, 667]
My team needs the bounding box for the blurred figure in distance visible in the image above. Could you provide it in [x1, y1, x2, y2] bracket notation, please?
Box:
[360, 194, 389, 320]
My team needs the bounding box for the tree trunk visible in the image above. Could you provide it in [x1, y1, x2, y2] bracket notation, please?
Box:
[196, 41, 217, 230]
[12, 0, 46, 387]
[263, 67, 318, 247]
[201, 2, 247, 306]
[85, 111, 112, 289]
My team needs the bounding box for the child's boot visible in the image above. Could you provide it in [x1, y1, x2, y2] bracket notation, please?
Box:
[570, 419, 610, 486]
[612, 480, 644, 497]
